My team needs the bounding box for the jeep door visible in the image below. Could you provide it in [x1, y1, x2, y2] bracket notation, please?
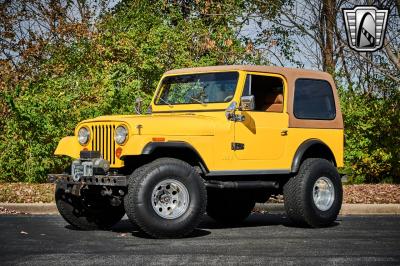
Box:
[234, 73, 289, 161]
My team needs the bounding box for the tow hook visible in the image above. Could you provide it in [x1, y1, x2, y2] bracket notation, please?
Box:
[101, 186, 113, 196]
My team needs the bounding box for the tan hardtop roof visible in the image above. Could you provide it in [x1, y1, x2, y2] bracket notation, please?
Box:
[164, 65, 332, 80]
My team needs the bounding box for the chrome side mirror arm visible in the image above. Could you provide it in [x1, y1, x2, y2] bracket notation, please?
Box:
[225, 101, 245, 122]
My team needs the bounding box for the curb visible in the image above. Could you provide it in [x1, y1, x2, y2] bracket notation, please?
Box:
[339, 204, 400, 215]
[255, 203, 400, 215]
[1, 203, 400, 215]
[0, 203, 58, 215]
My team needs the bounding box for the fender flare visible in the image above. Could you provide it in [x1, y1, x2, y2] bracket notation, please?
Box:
[142, 141, 208, 172]
[291, 139, 336, 173]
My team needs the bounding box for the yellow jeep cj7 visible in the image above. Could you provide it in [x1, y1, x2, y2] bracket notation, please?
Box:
[50, 65, 344, 238]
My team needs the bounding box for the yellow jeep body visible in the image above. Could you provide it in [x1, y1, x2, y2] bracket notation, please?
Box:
[55, 65, 344, 176]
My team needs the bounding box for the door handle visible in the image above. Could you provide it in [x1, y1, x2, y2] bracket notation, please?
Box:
[281, 129, 288, 136]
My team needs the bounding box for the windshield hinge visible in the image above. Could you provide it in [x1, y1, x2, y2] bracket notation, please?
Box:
[231, 142, 245, 151]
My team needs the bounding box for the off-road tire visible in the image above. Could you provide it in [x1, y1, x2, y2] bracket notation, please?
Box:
[283, 158, 343, 227]
[55, 184, 125, 230]
[206, 190, 255, 224]
[124, 158, 207, 238]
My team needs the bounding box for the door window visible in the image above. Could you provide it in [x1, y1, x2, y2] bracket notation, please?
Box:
[243, 75, 284, 112]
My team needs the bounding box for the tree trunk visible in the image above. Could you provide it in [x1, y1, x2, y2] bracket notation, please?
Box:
[321, 0, 335, 73]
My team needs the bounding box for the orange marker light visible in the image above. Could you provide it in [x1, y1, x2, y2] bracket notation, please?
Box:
[116, 147, 123, 158]
[152, 137, 165, 142]
[83, 148, 88, 151]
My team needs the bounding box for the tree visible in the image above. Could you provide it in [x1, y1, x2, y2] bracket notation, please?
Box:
[247, 0, 399, 182]
[0, 0, 270, 182]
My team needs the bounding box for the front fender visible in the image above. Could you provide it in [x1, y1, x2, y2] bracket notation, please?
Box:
[54, 136, 81, 159]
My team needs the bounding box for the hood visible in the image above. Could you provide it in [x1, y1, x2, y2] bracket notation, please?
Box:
[78, 113, 217, 136]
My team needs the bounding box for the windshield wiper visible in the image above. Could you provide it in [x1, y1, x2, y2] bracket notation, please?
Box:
[158, 97, 172, 107]
[189, 96, 206, 105]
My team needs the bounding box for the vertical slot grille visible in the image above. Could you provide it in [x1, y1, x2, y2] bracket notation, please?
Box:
[91, 124, 116, 165]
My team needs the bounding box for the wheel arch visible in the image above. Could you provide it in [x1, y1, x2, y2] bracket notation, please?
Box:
[291, 139, 337, 173]
[141, 141, 209, 174]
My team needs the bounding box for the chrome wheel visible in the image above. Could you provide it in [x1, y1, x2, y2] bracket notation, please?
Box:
[313, 176, 335, 211]
[151, 179, 190, 219]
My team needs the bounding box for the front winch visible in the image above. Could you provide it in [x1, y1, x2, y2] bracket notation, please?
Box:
[71, 151, 111, 181]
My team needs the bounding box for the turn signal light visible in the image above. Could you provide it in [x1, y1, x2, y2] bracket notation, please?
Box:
[116, 147, 123, 158]
[152, 137, 165, 142]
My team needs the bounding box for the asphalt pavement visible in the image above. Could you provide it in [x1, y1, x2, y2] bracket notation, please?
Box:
[0, 214, 399, 265]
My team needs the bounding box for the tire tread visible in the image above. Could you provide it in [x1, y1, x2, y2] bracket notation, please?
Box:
[124, 158, 206, 238]
[283, 158, 342, 227]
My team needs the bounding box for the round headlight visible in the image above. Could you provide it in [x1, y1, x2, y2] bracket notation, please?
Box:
[78, 127, 90, 145]
[115, 125, 128, 145]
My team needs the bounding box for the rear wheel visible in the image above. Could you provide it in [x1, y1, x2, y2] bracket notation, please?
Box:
[283, 158, 343, 227]
[207, 190, 255, 224]
[55, 184, 125, 230]
[124, 158, 207, 238]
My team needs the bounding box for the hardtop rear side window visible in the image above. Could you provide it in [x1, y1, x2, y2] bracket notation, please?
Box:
[294, 79, 336, 120]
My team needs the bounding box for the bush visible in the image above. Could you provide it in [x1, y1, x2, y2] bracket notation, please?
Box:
[0, 1, 252, 182]
[340, 89, 400, 183]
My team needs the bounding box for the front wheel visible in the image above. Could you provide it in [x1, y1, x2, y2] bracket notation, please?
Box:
[283, 158, 343, 227]
[124, 158, 207, 238]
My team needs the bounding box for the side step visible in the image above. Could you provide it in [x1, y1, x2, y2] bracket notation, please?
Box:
[205, 180, 279, 189]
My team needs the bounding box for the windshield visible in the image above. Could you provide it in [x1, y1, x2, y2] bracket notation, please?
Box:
[155, 72, 239, 105]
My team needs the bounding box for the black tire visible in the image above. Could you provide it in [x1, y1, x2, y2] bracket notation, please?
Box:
[55, 184, 125, 230]
[206, 190, 255, 224]
[124, 158, 207, 238]
[283, 158, 343, 227]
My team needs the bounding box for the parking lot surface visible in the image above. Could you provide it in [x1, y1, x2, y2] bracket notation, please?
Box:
[0, 214, 399, 265]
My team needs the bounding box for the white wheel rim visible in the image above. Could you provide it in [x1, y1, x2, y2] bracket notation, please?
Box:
[151, 179, 190, 219]
[313, 176, 335, 211]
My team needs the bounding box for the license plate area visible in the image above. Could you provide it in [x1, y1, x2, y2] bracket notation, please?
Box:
[72, 161, 93, 181]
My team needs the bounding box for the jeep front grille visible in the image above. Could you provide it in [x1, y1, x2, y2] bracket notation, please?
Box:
[91, 124, 117, 165]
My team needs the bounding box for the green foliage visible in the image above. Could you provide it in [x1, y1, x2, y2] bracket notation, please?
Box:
[0, 0, 257, 182]
[339, 87, 400, 184]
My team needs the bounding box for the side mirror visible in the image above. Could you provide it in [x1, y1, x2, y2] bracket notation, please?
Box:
[134, 97, 143, 114]
[240, 95, 255, 111]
